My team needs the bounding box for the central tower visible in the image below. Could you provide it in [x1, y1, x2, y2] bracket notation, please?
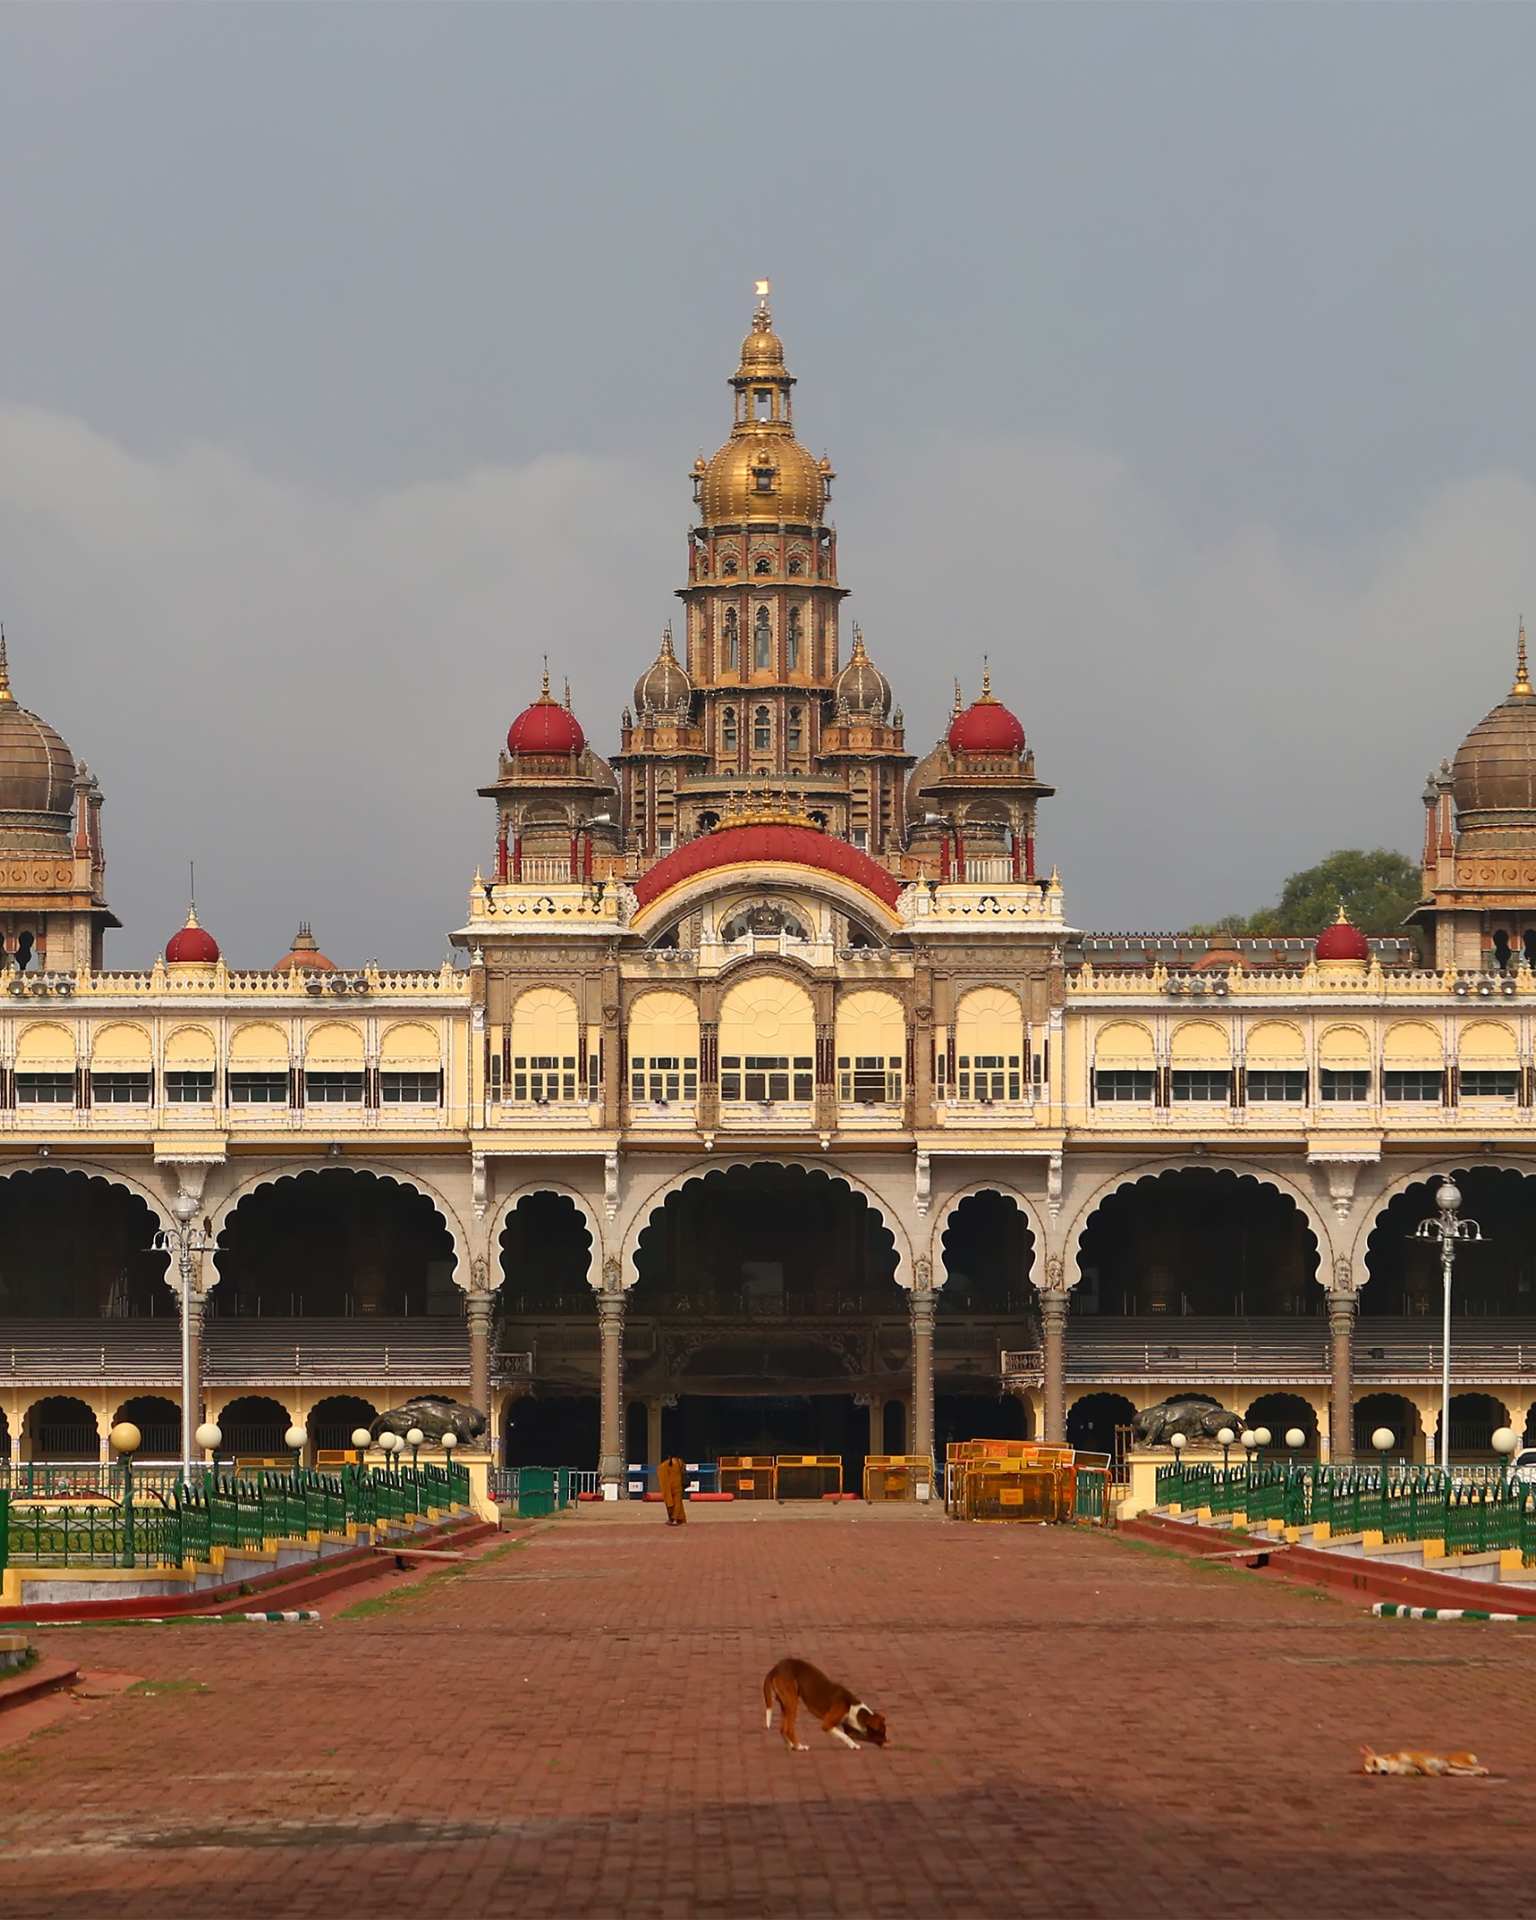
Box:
[615, 284, 911, 855]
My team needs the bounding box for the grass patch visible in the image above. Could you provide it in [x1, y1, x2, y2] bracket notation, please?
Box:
[126, 1678, 210, 1697]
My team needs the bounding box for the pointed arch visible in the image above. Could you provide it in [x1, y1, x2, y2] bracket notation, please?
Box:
[928, 1179, 1047, 1285]
[208, 1159, 469, 1281]
[487, 1177, 604, 1287]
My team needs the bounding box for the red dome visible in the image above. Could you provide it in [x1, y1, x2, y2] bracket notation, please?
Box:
[507, 685, 585, 756]
[1315, 907, 1371, 962]
[166, 909, 219, 965]
[633, 822, 902, 910]
[948, 696, 1025, 755]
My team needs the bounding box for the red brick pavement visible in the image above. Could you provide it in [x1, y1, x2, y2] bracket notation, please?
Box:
[3, 1509, 1536, 1918]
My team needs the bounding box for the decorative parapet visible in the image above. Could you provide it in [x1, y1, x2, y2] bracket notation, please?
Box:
[1067, 963, 1528, 1001]
[3, 963, 467, 1001]
[898, 873, 1068, 932]
[456, 878, 634, 938]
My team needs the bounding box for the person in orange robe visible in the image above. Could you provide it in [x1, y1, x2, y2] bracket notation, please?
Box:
[657, 1455, 688, 1525]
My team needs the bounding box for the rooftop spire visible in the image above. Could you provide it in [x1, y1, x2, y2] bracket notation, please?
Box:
[952, 678, 963, 719]
[1516, 616, 1531, 697]
[540, 656, 551, 700]
[979, 655, 996, 704]
[0, 625, 12, 705]
[753, 276, 772, 327]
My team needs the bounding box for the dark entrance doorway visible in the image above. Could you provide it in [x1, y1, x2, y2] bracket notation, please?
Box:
[627, 1165, 907, 1483]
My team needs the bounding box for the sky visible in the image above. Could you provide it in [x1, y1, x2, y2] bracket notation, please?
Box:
[3, 4, 1536, 964]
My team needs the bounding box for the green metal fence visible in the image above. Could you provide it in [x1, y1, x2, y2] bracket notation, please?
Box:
[0, 1459, 472, 1575]
[1155, 1460, 1536, 1562]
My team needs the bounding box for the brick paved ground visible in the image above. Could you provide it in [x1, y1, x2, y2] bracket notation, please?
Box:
[3, 1505, 1536, 1918]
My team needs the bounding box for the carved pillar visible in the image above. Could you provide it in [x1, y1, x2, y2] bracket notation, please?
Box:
[857, 1393, 883, 1457]
[466, 1292, 496, 1429]
[598, 1288, 626, 1491]
[1040, 1288, 1069, 1445]
[646, 1397, 664, 1468]
[1327, 1282, 1357, 1465]
[909, 1276, 936, 1467]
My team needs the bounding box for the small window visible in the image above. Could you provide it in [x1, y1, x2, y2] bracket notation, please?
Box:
[229, 1072, 289, 1105]
[658, 828, 674, 854]
[1384, 1070, 1443, 1103]
[381, 1072, 441, 1104]
[837, 1055, 902, 1104]
[787, 554, 804, 577]
[511, 1055, 577, 1103]
[1461, 1070, 1518, 1098]
[1094, 1070, 1155, 1103]
[90, 1071, 152, 1104]
[957, 1055, 1021, 1101]
[1247, 1071, 1306, 1103]
[753, 706, 771, 751]
[14, 1073, 75, 1105]
[305, 1072, 365, 1104]
[754, 389, 772, 422]
[720, 1055, 812, 1103]
[165, 1071, 215, 1104]
[629, 1055, 699, 1104]
[787, 706, 804, 752]
[753, 554, 772, 575]
[1171, 1070, 1231, 1103]
[721, 555, 738, 577]
[723, 607, 739, 669]
[753, 462, 774, 492]
[754, 608, 771, 670]
[787, 605, 802, 670]
[1320, 1069, 1370, 1103]
[722, 707, 738, 752]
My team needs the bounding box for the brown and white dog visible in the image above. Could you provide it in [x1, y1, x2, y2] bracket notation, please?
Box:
[762, 1658, 888, 1753]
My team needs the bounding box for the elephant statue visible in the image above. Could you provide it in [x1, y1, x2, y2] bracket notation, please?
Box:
[369, 1396, 488, 1445]
[1132, 1394, 1244, 1448]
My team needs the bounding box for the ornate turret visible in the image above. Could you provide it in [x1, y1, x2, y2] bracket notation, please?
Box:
[0, 630, 118, 971]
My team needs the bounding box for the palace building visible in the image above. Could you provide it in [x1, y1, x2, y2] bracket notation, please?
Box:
[4, 287, 1536, 1481]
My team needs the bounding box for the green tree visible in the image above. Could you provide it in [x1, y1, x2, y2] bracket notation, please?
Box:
[1199, 848, 1421, 937]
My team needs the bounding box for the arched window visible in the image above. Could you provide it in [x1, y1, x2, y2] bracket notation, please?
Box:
[753, 554, 772, 576]
[787, 605, 802, 670]
[723, 607, 739, 670]
[787, 553, 804, 577]
[787, 705, 804, 752]
[721, 555, 738, 577]
[754, 606, 772, 670]
[722, 707, 738, 752]
[753, 705, 772, 751]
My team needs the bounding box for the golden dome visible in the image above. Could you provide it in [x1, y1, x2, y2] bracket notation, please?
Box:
[698, 431, 828, 526]
[1451, 624, 1536, 845]
[634, 626, 693, 714]
[695, 282, 832, 527]
[0, 635, 79, 850]
[834, 628, 891, 717]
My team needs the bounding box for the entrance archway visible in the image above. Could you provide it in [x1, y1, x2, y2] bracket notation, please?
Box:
[213, 1170, 458, 1317]
[309, 1395, 379, 1453]
[1365, 1169, 1536, 1317]
[1243, 1392, 1319, 1458]
[0, 1170, 169, 1318]
[1433, 1392, 1509, 1463]
[114, 1395, 181, 1458]
[498, 1192, 596, 1463]
[626, 1164, 906, 1478]
[1353, 1392, 1422, 1462]
[217, 1395, 292, 1459]
[1076, 1169, 1321, 1316]
[26, 1395, 97, 1461]
[1067, 1391, 1137, 1456]
[937, 1191, 1037, 1423]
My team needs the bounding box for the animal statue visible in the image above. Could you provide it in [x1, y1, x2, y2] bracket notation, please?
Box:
[369, 1396, 487, 1444]
[1132, 1394, 1244, 1447]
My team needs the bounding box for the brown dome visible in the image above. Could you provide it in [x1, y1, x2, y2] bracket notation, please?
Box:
[834, 630, 891, 717]
[274, 923, 337, 973]
[1451, 629, 1536, 846]
[905, 742, 948, 821]
[634, 627, 692, 714]
[0, 640, 78, 849]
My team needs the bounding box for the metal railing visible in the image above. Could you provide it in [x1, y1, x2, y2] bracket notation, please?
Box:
[1154, 1460, 1536, 1560]
[0, 1459, 471, 1573]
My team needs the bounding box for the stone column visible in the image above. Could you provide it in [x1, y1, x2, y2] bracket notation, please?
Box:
[598, 1290, 626, 1492]
[909, 1290, 936, 1466]
[1327, 1288, 1357, 1465]
[864, 1395, 884, 1457]
[466, 1294, 496, 1429]
[646, 1397, 664, 1468]
[1040, 1291, 1069, 1445]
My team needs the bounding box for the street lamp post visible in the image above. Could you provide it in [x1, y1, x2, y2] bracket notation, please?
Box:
[1169, 1430, 1186, 1494]
[1412, 1180, 1484, 1473]
[351, 1426, 372, 1470]
[285, 1425, 308, 1476]
[1372, 1426, 1395, 1532]
[110, 1420, 141, 1566]
[150, 1193, 214, 1486]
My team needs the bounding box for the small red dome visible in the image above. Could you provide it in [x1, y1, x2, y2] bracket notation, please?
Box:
[1315, 907, 1371, 962]
[507, 678, 585, 756]
[948, 672, 1026, 754]
[166, 908, 219, 965]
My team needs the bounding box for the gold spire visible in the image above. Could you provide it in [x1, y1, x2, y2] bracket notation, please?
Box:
[951, 678, 963, 718]
[851, 624, 868, 660]
[0, 625, 12, 705]
[540, 656, 551, 700]
[1515, 617, 1531, 697]
[660, 623, 675, 658]
[1334, 900, 1352, 925]
[978, 656, 996, 704]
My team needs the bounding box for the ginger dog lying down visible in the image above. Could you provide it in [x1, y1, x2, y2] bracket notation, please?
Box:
[763, 1658, 888, 1752]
